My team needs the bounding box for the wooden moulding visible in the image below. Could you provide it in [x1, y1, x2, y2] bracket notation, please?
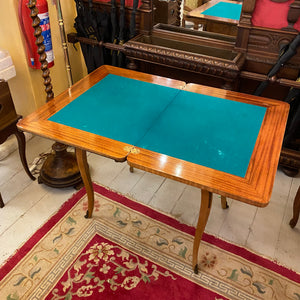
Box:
[124, 29, 245, 81]
[235, 0, 300, 65]
[279, 148, 300, 171]
[237, 27, 300, 66]
[152, 23, 237, 50]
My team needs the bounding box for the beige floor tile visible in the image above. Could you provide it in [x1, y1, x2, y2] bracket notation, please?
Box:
[0, 185, 73, 265]
[218, 200, 257, 246]
[149, 178, 186, 213]
[0, 181, 48, 234]
[246, 203, 285, 259]
[0, 171, 34, 205]
[128, 172, 165, 205]
[245, 171, 292, 258]
[88, 153, 127, 186]
[205, 194, 233, 234]
[171, 185, 202, 226]
[275, 176, 300, 273]
[110, 165, 145, 195]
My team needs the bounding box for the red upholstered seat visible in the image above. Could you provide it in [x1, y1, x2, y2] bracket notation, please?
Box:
[251, 0, 300, 31]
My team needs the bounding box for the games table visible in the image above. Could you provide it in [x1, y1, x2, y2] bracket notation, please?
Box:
[17, 65, 289, 273]
[186, 0, 242, 35]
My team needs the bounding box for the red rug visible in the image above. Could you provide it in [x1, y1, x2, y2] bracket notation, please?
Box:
[0, 183, 299, 299]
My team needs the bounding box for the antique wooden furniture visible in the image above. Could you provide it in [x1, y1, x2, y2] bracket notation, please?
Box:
[17, 65, 289, 273]
[290, 185, 300, 228]
[27, 0, 82, 189]
[236, 0, 300, 99]
[124, 23, 245, 89]
[67, 0, 300, 93]
[0, 80, 35, 207]
[153, 0, 180, 25]
[68, 0, 244, 89]
[184, 0, 242, 35]
[279, 148, 300, 177]
[68, 21, 244, 89]
[235, 0, 300, 175]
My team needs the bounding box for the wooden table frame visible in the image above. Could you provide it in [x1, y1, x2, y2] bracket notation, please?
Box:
[185, 0, 241, 35]
[17, 65, 289, 274]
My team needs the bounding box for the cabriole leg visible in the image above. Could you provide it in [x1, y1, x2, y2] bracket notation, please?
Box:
[193, 189, 212, 274]
[75, 148, 94, 218]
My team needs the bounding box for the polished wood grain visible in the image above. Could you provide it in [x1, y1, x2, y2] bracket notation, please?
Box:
[193, 190, 212, 274]
[221, 195, 228, 209]
[17, 65, 289, 273]
[76, 148, 94, 218]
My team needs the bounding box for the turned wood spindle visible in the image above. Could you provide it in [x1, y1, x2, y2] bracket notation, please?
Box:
[28, 0, 54, 102]
[27, 0, 82, 189]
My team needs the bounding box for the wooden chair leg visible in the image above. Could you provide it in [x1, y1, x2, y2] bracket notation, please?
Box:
[290, 186, 300, 228]
[0, 192, 4, 208]
[14, 129, 35, 181]
[221, 195, 229, 209]
[76, 148, 94, 218]
[193, 190, 212, 274]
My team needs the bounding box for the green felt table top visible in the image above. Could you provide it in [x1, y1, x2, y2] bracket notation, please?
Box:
[48, 74, 266, 177]
[202, 1, 242, 20]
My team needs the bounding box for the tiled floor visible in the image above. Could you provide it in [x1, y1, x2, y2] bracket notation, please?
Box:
[0, 135, 300, 274]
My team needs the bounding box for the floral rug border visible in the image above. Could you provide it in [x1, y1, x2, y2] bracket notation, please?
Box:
[0, 183, 299, 300]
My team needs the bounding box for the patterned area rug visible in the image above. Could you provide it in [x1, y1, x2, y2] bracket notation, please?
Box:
[0, 184, 300, 299]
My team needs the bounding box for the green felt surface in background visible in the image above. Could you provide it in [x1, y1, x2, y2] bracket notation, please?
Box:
[202, 2, 242, 20]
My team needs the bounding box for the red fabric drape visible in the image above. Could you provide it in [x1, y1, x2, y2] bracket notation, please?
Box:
[252, 0, 300, 31]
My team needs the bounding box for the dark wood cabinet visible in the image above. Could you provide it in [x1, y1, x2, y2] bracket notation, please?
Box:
[0, 80, 35, 208]
[153, 0, 179, 25]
